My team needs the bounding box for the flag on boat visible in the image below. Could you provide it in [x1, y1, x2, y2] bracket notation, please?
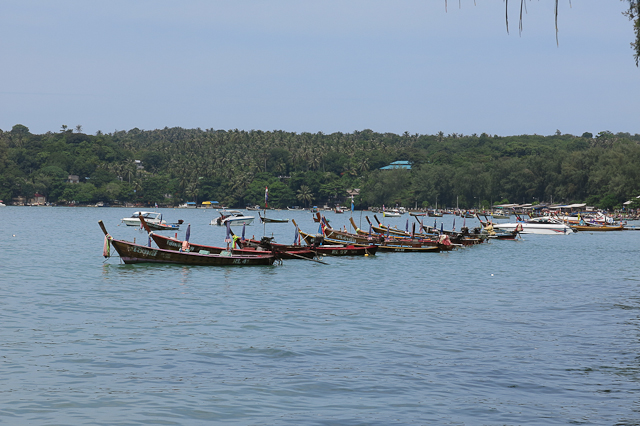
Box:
[265, 186, 269, 208]
[351, 195, 354, 212]
[321, 216, 330, 229]
[405, 219, 409, 233]
[241, 223, 246, 240]
[318, 222, 323, 235]
[293, 226, 300, 245]
[185, 223, 191, 242]
[226, 220, 231, 241]
[155, 202, 158, 208]
[452, 218, 456, 231]
[440, 223, 444, 234]
[102, 235, 110, 258]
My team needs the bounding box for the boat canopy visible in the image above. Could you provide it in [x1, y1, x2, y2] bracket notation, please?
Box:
[554, 203, 587, 209]
[131, 211, 160, 218]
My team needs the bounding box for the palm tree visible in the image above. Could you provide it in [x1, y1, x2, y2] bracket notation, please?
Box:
[296, 185, 314, 208]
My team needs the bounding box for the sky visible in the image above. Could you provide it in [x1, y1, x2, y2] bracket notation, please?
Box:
[1, 0, 638, 137]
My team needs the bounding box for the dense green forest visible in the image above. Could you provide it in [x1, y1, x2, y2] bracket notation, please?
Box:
[1, 125, 640, 210]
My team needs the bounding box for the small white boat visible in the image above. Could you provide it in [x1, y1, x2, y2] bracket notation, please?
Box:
[211, 210, 255, 226]
[121, 211, 166, 227]
[492, 217, 574, 235]
[383, 208, 403, 217]
[491, 212, 510, 219]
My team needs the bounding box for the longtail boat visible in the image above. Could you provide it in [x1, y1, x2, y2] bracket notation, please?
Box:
[357, 216, 474, 248]
[478, 215, 521, 240]
[312, 212, 327, 223]
[570, 224, 626, 232]
[377, 244, 441, 253]
[259, 213, 289, 223]
[326, 218, 456, 249]
[371, 215, 417, 236]
[294, 221, 442, 253]
[314, 244, 378, 256]
[289, 220, 378, 255]
[99, 221, 276, 266]
[245, 237, 377, 256]
[357, 216, 429, 238]
[149, 232, 316, 260]
[145, 220, 182, 231]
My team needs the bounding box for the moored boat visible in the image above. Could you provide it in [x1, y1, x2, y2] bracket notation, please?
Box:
[145, 219, 183, 231]
[571, 224, 625, 232]
[99, 221, 276, 266]
[211, 210, 255, 226]
[149, 232, 315, 260]
[383, 209, 402, 217]
[121, 211, 166, 227]
[490, 216, 574, 235]
[259, 213, 289, 223]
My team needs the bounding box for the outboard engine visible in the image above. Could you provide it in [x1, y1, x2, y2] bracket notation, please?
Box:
[259, 236, 275, 249]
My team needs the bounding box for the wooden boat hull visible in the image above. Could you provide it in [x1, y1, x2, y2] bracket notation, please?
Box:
[488, 233, 519, 240]
[312, 244, 378, 256]
[109, 238, 276, 266]
[299, 229, 446, 253]
[358, 217, 480, 247]
[244, 237, 377, 256]
[324, 227, 385, 245]
[146, 222, 180, 231]
[259, 216, 289, 223]
[150, 233, 314, 260]
[571, 225, 625, 232]
[377, 245, 441, 253]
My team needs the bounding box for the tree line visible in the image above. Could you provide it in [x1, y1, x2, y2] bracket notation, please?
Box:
[1, 125, 639, 211]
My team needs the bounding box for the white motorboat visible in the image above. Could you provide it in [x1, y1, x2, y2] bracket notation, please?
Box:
[121, 211, 166, 227]
[383, 209, 402, 217]
[177, 202, 197, 209]
[211, 210, 255, 226]
[492, 217, 575, 235]
[555, 212, 615, 226]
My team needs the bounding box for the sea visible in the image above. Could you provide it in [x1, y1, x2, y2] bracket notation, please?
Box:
[1, 206, 640, 426]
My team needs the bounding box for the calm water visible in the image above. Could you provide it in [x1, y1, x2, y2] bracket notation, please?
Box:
[1, 207, 640, 425]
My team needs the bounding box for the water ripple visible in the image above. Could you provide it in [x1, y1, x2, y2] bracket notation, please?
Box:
[1, 208, 640, 424]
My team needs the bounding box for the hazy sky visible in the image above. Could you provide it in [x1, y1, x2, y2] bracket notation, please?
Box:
[1, 1, 638, 137]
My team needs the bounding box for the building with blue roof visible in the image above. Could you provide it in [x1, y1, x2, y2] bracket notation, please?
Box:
[379, 161, 412, 170]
